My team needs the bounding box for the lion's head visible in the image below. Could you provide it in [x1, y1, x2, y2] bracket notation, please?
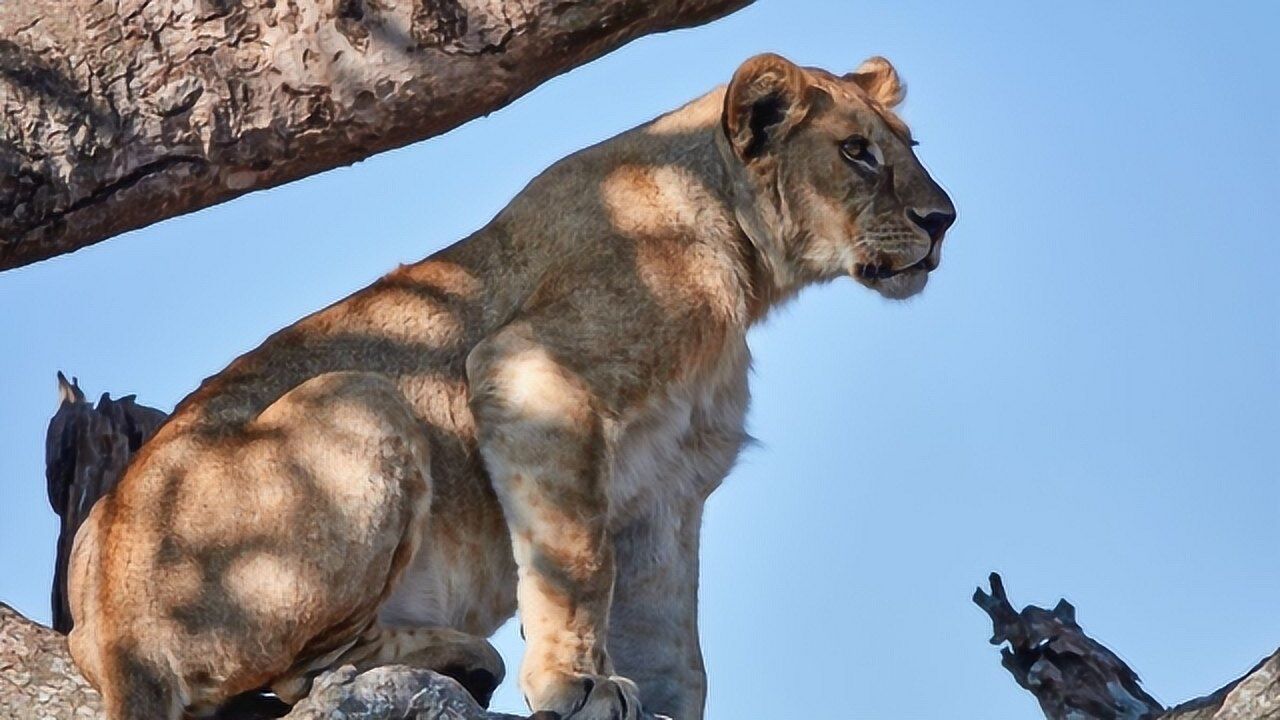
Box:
[721, 53, 956, 300]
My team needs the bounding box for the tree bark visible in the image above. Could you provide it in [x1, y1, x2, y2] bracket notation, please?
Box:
[976, 573, 1280, 719]
[0, 604, 103, 720]
[10, 571, 1279, 720]
[0, 0, 753, 271]
[0, 601, 535, 720]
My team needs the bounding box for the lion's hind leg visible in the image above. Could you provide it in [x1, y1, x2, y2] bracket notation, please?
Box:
[196, 371, 437, 714]
[69, 371, 440, 719]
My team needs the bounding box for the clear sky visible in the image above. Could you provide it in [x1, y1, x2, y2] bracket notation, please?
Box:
[1, 1, 1277, 718]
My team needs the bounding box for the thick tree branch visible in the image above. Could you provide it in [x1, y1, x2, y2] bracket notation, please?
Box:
[0, 602, 535, 719]
[0, 604, 102, 719]
[0, 0, 754, 270]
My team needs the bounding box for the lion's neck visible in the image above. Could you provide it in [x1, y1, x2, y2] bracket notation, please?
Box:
[708, 126, 807, 323]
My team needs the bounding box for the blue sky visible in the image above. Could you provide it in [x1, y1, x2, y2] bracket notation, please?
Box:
[1, 1, 1277, 717]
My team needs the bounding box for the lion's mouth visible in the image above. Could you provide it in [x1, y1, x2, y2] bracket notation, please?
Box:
[854, 254, 930, 280]
[854, 241, 940, 281]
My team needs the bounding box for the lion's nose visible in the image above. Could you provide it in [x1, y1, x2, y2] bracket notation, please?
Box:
[907, 209, 956, 243]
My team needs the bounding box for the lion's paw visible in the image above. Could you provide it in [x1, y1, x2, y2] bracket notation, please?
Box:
[532, 673, 644, 720]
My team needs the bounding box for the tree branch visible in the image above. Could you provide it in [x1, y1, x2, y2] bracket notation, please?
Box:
[976, 572, 1280, 720]
[0, 0, 754, 270]
[0, 603, 102, 719]
[0, 601, 536, 719]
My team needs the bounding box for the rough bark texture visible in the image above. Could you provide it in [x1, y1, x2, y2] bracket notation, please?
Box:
[0, 0, 754, 270]
[1160, 652, 1280, 720]
[45, 373, 167, 633]
[976, 572, 1280, 720]
[974, 572, 1165, 719]
[0, 602, 535, 719]
[0, 604, 102, 720]
[286, 666, 530, 720]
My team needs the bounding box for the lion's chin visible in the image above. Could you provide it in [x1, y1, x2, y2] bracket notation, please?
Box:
[864, 268, 929, 300]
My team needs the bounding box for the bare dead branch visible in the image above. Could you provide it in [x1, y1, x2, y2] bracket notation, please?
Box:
[976, 572, 1280, 720]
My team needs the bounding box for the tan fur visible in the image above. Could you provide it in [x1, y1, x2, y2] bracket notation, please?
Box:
[68, 53, 954, 720]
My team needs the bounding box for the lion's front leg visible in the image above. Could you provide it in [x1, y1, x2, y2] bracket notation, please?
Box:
[609, 505, 707, 720]
[469, 325, 643, 720]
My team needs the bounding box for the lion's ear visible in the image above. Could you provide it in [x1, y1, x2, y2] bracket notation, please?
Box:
[723, 53, 811, 163]
[847, 56, 904, 108]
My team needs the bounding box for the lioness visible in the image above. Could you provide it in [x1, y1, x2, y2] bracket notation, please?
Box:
[68, 53, 955, 720]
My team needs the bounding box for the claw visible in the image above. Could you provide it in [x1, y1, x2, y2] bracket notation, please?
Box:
[613, 683, 628, 719]
[572, 677, 595, 716]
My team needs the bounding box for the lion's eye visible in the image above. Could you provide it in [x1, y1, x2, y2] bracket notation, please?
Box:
[840, 135, 878, 170]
